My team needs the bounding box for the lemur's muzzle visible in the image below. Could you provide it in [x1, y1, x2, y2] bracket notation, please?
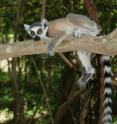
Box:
[34, 36, 41, 41]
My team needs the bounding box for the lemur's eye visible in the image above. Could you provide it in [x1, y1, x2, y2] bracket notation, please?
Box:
[37, 29, 43, 34]
[31, 31, 35, 36]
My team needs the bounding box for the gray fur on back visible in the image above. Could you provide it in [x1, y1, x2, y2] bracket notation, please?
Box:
[30, 22, 41, 28]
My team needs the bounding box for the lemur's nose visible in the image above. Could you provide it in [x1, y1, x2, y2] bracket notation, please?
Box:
[34, 36, 40, 41]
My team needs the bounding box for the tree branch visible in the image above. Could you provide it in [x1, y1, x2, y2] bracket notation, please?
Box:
[0, 29, 117, 60]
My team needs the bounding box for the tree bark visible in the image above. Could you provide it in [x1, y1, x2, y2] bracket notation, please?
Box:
[0, 29, 116, 60]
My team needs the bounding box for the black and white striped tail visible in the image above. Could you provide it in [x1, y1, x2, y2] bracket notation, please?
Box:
[102, 56, 112, 124]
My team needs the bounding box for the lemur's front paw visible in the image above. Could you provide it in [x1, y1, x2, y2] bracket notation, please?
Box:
[48, 49, 55, 56]
[76, 70, 95, 89]
[47, 43, 55, 56]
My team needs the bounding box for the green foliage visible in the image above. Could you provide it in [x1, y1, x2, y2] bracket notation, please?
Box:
[113, 116, 117, 124]
[0, 70, 10, 81]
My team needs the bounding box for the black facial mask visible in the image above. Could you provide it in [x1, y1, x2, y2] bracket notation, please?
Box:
[34, 36, 41, 41]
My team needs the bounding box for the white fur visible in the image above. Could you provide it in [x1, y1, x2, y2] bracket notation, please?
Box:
[103, 106, 112, 114]
[104, 88, 112, 95]
[104, 77, 111, 84]
[103, 99, 112, 106]
[24, 24, 31, 35]
[104, 66, 111, 73]
[103, 115, 112, 122]
[102, 56, 110, 61]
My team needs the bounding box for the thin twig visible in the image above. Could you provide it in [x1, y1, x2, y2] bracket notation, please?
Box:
[31, 56, 54, 124]
[41, 0, 46, 19]
[27, 106, 39, 124]
[54, 84, 83, 124]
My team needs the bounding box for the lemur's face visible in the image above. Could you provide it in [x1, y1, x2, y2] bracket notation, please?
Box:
[24, 19, 48, 41]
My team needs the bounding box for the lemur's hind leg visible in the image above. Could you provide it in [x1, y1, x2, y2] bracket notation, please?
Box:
[76, 51, 95, 88]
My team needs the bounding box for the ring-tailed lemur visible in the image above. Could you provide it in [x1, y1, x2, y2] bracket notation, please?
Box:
[24, 13, 112, 124]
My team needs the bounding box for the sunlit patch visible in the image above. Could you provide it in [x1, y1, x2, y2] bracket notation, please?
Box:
[6, 46, 12, 53]
[0, 109, 13, 123]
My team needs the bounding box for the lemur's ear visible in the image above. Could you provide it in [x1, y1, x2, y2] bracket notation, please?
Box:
[41, 19, 48, 28]
[24, 24, 31, 34]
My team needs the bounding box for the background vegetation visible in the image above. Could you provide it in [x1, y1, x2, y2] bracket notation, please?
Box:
[0, 0, 116, 124]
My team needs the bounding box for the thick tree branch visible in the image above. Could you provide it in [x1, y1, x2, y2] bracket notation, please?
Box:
[0, 29, 117, 60]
